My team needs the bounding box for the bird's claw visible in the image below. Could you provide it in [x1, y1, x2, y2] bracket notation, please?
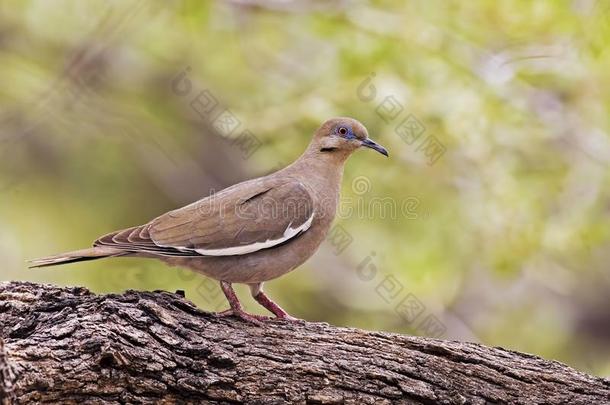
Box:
[214, 309, 303, 325]
[276, 314, 303, 323]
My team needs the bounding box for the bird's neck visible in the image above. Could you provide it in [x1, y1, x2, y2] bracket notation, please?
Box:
[279, 146, 349, 226]
[288, 145, 349, 185]
[261, 146, 347, 250]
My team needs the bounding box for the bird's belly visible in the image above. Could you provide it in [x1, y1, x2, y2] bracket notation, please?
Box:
[163, 220, 331, 284]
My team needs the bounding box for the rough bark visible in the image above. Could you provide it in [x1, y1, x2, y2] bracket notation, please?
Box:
[1, 338, 17, 405]
[0, 281, 608, 405]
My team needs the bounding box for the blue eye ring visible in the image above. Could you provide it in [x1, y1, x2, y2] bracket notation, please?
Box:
[338, 126, 348, 136]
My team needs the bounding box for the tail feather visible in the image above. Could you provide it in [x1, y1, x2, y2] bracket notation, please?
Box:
[28, 247, 127, 268]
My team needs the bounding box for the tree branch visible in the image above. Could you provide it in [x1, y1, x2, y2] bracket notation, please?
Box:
[0, 281, 608, 404]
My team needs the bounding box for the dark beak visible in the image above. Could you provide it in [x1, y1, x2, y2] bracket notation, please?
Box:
[361, 138, 389, 157]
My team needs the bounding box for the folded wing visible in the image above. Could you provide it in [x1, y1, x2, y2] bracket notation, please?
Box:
[94, 179, 315, 257]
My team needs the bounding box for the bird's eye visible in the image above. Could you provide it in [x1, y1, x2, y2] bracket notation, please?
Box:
[338, 127, 348, 136]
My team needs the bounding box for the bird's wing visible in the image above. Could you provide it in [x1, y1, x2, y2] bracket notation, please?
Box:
[94, 178, 315, 257]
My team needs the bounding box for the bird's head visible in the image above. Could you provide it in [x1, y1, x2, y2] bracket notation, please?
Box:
[312, 117, 388, 158]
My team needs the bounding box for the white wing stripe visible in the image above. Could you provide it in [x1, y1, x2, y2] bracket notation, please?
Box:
[180, 212, 315, 257]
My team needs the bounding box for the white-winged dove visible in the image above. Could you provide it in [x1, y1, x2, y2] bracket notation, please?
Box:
[30, 117, 388, 323]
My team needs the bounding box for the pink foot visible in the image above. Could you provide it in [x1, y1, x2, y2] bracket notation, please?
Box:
[253, 291, 302, 322]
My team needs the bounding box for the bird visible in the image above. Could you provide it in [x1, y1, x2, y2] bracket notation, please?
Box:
[29, 117, 388, 323]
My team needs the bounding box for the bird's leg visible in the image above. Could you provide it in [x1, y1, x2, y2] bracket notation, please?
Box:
[249, 283, 300, 322]
[216, 281, 270, 324]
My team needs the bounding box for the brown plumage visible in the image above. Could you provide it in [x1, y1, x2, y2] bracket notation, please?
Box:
[29, 117, 388, 323]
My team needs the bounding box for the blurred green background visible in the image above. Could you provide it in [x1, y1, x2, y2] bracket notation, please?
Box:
[1, 0, 609, 376]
